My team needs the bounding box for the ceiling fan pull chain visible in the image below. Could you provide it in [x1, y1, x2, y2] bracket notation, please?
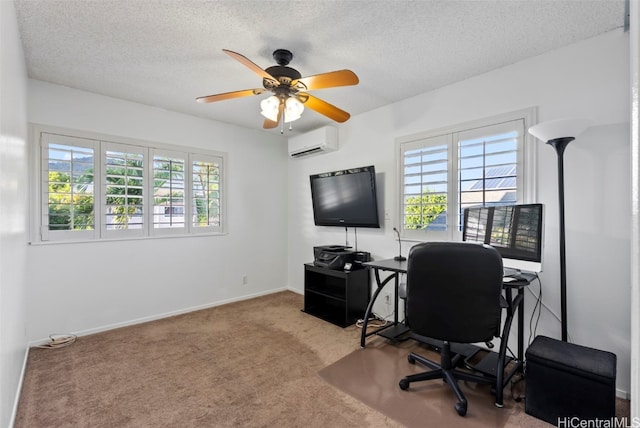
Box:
[280, 107, 285, 134]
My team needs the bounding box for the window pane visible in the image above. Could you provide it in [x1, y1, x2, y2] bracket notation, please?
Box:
[46, 143, 95, 231]
[105, 150, 144, 230]
[402, 143, 448, 231]
[153, 155, 185, 229]
[192, 159, 221, 228]
[458, 130, 518, 229]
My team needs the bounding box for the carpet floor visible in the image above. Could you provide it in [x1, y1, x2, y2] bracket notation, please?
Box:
[16, 291, 400, 428]
[15, 291, 629, 427]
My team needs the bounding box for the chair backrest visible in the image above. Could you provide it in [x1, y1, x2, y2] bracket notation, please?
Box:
[406, 241, 503, 344]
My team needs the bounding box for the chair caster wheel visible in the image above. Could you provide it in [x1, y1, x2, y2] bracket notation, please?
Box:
[407, 355, 416, 364]
[455, 402, 467, 416]
[399, 379, 410, 390]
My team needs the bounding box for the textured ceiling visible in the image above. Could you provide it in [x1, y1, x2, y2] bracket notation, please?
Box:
[13, 0, 626, 135]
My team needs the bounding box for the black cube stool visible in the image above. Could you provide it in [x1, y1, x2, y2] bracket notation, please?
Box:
[525, 335, 617, 425]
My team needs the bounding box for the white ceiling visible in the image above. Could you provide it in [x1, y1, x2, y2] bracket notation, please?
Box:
[13, 0, 627, 135]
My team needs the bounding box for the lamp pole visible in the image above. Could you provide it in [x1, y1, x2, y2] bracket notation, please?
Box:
[547, 136, 574, 342]
[529, 117, 591, 343]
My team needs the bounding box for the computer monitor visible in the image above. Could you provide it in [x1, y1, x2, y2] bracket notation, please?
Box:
[462, 203, 544, 273]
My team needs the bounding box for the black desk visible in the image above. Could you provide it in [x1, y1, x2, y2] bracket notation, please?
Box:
[360, 258, 534, 366]
[360, 259, 410, 347]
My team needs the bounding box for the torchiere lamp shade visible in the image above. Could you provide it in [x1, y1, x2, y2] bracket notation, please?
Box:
[528, 118, 592, 142]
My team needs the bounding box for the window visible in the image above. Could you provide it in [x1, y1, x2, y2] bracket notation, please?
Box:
[191, 155, 221, 232]
[401, 134, 451, 233]
[103, 143, 146, 238]
[41, 133, 98, 241]
[32, 125, 226, 243]
[397, 108, 536, 241]
[152, 150, 186, 234]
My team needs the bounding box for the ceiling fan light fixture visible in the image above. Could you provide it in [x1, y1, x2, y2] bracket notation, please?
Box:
[260, 95, 280, 122]
[284, 97, 304, 123]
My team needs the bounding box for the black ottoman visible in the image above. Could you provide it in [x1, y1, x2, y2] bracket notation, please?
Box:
[525, 335, 617, 425]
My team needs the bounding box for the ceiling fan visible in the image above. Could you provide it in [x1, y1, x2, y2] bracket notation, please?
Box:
[196, 49, 359, 130]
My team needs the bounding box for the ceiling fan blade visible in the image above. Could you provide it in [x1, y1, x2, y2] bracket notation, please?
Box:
[263, 103, 283, 129]
[223, 49, 279, 85]
[263, 118, 278, 129]
[196, 88, 265, 103]
[299, 94, 351, 123]
[292, 70, 359, 91]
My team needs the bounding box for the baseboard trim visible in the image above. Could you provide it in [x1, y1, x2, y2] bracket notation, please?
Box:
[28, 287, 289, 346]
[287, 286, 303, 295]
[616, 388, 631, 400]
[9, 346, 30, 428]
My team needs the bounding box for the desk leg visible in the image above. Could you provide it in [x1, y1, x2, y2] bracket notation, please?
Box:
[517, 287, 524, 363]
[360, 272, 387, 347]
[393, 273, 400, 325]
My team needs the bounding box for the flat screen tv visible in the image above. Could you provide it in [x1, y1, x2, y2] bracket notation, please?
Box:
[310, 165, 380, 228]
[462, 203, 544, 273]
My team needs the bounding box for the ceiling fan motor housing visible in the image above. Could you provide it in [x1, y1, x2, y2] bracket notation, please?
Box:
[265, 65, 301, 83]
[272, 49, 293, 66]
[264, 49, 302, 88]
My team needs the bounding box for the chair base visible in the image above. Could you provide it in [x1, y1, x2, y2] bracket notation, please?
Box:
[398, 343, 496, 417]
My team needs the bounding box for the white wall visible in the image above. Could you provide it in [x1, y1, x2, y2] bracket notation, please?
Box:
[630, 0, 640, 417]
[288, 29, 632, 394]
[0, 2, 30, 427]
[26, 80, 289, 341]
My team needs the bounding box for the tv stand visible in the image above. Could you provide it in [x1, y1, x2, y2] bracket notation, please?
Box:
[302, 263, 370, 328]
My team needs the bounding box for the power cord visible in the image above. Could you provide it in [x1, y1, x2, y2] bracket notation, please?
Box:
[356, 314, 389, 329]
[525, 274, 574, 343]
[528, 274, 543, 346]
[36, 334, 77, 349]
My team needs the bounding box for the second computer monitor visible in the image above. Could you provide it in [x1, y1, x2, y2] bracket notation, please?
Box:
[462, 203, 544, 273]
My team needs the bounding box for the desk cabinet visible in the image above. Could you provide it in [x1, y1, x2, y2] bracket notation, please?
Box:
[303, 263, 370, 328]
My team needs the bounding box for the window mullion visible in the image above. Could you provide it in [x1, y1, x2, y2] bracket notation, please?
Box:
[185, 156, 193, 235]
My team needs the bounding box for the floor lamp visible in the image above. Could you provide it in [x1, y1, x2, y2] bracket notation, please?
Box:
[528, 118, 592, 342]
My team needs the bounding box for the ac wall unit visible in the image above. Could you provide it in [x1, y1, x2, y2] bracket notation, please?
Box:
[288, 126, 338, 158]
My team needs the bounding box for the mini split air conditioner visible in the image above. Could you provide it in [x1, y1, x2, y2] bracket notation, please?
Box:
[288, 126, 338, 158]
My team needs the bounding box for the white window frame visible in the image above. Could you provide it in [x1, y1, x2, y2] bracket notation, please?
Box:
[150, 148, 188, 237]
[39, 132, 100, 242]
[30, 123, 227, 244]
[189, 153, 224, 235]
[395, 107, 537, 242]
[101, 141, 148, 239]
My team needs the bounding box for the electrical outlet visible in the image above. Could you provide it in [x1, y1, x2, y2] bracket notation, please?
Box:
[384, 293, 391, 305]
[242, 274, 248, 285]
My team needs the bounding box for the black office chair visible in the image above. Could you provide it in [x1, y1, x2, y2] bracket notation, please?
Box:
[398, 241, 505, 416]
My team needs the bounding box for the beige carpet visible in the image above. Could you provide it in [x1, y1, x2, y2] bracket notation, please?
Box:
[15, 291, 629, 427]
[16, 291, 401, 428]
